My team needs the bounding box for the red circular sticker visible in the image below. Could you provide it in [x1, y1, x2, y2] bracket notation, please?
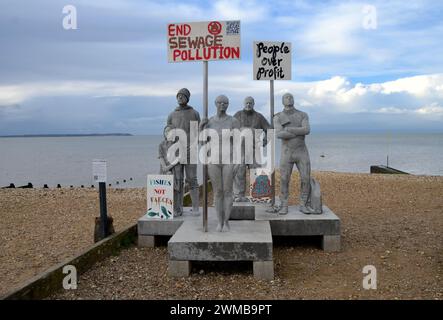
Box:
[208, 21, 222, 35]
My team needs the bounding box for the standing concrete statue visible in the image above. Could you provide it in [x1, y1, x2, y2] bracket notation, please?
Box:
[200, 95, 241, 232]
[158, 125, 182, 217]
[268, 93, 322, 215]
[166, 88, 200, 216]
[233, 96, 271, 202]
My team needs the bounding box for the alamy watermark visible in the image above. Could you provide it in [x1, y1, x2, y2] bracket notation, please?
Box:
[362, 265, 377, 290]
[62, 264, 77, 290]
[62, 5, 77, 30]
[165, 122, 275, 171]
[362, 5, 377, 30]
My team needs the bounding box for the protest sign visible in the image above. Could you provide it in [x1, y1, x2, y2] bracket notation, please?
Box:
[253, 41, 291, 80]
[146, 175, 174, 220]
[168, 20, 241, 62]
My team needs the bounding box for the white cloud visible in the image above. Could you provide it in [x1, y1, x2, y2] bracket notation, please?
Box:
[296, 3, 364, 56]
[379, 74, 443, 96]
[0, 81, 187, 105]
[2, 74, 442, 121]
[213, 0, 269, 23]
[415, 103, 443, 115]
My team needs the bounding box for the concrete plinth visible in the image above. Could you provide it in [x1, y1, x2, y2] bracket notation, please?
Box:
[253, 261, 274, 280]
[255, 204, 341, 251]
[138, 204, 256, 247]
[138, 235, 156, 247]
[322, 235, 341, 252]
[168, 220, 273, 262]
[167, 219, 274, 279]
[138, 214, 194, 236]
[137, 210, 201, 247]
[256, 204, 340, 235]
[231, 202, 255, 220]
[168, 260, 191, 278]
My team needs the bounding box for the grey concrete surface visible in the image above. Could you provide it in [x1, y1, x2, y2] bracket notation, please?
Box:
[256, 204, 340, 236]
[168, 260, 191, 278]
[168, 220, 272, 261]
[322, 235, 341, 252]
[231, 202, 255, 220]
[253, 261, 274, 280]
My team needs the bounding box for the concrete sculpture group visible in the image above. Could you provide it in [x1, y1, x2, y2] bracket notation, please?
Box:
[160, 88, 323, 232]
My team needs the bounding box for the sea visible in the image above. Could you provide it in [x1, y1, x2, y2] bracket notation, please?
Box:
[0, 133, 442, 188]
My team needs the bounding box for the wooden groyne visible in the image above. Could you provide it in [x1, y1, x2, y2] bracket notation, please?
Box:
[2, 177, 134, 189]
[370, 165, 409, 174]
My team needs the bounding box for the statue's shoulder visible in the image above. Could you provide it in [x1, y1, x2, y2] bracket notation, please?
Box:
[185, 105, 200, 118]
[233, 110, 242, 118]
[192, 105, 201, 115]
[299, 110, 309, 119]
[274, 111, 283, 120]
[231, 115, 241, 128]
[256, 110, 267, 119]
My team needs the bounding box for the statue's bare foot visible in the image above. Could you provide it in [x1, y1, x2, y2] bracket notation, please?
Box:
[278, 206, 288, 215]
[299, 205, 313, 214]
[223, 221, 230, 232]
[216, 223, 223, 232]
[265, 205, 280, 214]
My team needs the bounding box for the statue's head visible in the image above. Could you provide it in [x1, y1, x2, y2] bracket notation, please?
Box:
[176, 88, 190, 106]
[243, 96, 255, 113]
[282, 93, 294, 107]
[215, 95, 229, 113]
[163, 125, 174, 140]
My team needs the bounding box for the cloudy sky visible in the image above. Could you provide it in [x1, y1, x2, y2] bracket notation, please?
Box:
[1, 0, 442, 135]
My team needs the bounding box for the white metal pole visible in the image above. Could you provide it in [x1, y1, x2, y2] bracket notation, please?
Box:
[270, 80, 275, 206]
[203, 61, 208, 232]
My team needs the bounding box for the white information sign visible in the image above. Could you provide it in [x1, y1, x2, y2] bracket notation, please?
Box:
[167, 20, 241, 63]
[146, 174, 174, 220]
[253, 41, 292, 80]
[92, 159, 107, 183]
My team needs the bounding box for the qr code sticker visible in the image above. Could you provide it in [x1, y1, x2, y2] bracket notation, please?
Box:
[226, 21, 240, 35]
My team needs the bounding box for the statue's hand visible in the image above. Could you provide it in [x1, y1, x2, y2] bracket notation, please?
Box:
[199, 118, 208, 130]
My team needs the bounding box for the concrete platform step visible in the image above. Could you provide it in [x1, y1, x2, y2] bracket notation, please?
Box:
[255, 203, 341, 252]
[167, 219, 273, 280]
[138, 202, 341, 252]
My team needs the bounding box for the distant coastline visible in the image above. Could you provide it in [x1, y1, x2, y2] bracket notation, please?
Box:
[0, 133, 133, 138]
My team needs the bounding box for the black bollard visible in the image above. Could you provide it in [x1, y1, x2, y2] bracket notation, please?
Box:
[81, 185, 84, 188]
[108, 184, 111, 187]
[70, 185, 73, 188]
[116, 181, 119, 185]
[57, 184, 61, 188]
[130, 177, 133, 181]
[43, 184, 49, 189]
[99, 182, 108, 239]
[91, 185, 95, 188]
[8, 183, 15, 188]
[123, 179, 126, 183]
